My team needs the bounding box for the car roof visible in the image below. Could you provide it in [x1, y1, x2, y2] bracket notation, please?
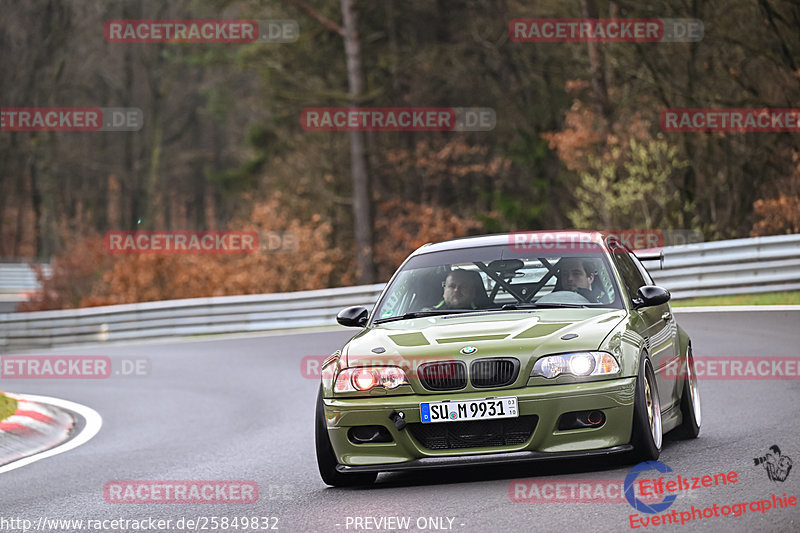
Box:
[410, 230, 612, 256]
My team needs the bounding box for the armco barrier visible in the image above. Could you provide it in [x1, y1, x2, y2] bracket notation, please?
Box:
[0, 234, 798, 350]
[650, 233, 800, 299]
[0, 284, 385, 350]
[0, 263, 51, 305]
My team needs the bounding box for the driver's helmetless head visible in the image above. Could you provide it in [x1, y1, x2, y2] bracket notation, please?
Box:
[442, 270, 478, 308]
[559, 258, 595, 292]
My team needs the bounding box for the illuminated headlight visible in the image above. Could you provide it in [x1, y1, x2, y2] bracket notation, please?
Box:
[334, 367, 409, 392]
[531, 352, 619, 379]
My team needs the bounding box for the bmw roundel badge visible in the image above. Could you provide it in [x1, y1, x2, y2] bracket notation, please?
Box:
[460, 346, 477, 355]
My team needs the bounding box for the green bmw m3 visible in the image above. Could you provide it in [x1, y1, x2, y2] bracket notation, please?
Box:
[315, 231, 702, 486]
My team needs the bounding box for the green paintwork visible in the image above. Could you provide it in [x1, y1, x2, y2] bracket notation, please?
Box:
[319, 234, 693, 470]
[388, 332, 430, 346]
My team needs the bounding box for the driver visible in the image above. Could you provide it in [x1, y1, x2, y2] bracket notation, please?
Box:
[432, 270, 483, 310]
[557, 257, 606, 303]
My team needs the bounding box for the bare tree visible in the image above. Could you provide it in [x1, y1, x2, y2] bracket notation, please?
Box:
[582, 0, 610, 118]
[341, 0, 373, 283]
[286, 0, 374, 282]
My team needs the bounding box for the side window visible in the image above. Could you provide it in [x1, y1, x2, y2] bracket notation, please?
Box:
[631, 254, 655, 285]
[611, 244, 647, 300]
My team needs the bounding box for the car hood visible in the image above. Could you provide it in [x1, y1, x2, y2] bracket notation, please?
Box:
[343, 308, 627, 368]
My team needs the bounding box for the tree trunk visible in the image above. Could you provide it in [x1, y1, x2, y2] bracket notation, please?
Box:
[341, 0, 374, 283]
[582, 0, 610, 119]
[122, 0, 138, 230]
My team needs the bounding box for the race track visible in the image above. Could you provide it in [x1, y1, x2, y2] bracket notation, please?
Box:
[1, 309, 798, 533]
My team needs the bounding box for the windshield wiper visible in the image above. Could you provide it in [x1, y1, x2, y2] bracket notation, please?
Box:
[373, 309, 476, 324]
[478, 304, 538, 311]
[530, 303, 589, 308]
[492, 303, 589, 310]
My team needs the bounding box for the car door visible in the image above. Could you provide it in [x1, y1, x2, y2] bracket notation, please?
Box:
[610, 241, 678, 409]
[630, 251, 682, 405]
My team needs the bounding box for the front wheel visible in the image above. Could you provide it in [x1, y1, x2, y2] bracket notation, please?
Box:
[630, 355, 662, 461]
[315, 387, 377, 487]
[674, 347, 701, 439]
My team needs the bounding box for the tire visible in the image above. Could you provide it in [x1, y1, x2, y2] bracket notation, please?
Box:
[630, 354, 662, 462]
[315, 387, 377, 487]
[674, 346, 701, 439]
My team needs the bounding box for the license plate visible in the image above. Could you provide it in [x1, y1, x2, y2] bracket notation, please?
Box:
[420, 397, 518, 423]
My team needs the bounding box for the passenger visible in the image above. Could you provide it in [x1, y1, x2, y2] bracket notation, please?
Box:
[557, 257, 606, 303]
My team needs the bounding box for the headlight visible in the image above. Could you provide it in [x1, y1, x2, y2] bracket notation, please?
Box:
[334, 366, 409, 392]
[531, 352, 619, 379]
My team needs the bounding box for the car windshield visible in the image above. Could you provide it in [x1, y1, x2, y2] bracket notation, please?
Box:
[373, 244, 623, 323]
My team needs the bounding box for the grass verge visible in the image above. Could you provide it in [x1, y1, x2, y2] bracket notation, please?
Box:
[672, 291, 800, 307]
[0, 394, 18, 422]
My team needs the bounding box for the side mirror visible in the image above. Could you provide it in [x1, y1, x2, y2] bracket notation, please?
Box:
[336, 306, 369, 327]
[632, 285, 671, 309]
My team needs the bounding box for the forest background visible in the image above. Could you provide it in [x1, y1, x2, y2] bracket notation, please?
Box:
[2, 0, 799, 310]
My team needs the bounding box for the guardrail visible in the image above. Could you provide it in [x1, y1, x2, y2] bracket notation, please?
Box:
[650, 233, 800, 299]
[0, 263, 51, 304]
[0, 284, 386, 350]
[1, 234, 798, 350]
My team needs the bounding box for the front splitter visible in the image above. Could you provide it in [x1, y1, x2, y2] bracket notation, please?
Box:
[335, 444, 633, 473]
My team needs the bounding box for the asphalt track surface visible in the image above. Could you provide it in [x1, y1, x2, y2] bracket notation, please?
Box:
[1, 309, 798, 533]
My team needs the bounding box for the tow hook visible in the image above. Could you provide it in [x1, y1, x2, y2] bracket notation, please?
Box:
[388, 410, 406, 430]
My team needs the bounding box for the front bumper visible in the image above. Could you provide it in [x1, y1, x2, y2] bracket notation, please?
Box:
[323, 377, 637, 470]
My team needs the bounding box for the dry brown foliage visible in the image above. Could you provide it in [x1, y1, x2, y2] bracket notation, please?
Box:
[21, 192, 354, 310]
[21, 192, 486, 310]
[384, 140, 511, 180]
[18, 235, 110, 311]
[751, 195, 800, 236]
[380, 139, 512, 208]
[541, 97, 653, 172]
[751, 151, 800, 236]
[373, 199, 483, 281]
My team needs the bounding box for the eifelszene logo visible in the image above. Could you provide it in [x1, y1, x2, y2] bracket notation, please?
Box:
[625, 461, 678, 514]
